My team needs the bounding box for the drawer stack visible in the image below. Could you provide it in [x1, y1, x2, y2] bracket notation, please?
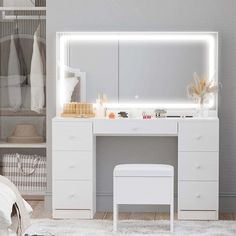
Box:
[52, 120, 95, 219]
[178, 120, 219, 220]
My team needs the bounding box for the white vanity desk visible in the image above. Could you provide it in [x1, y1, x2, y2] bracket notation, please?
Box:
[52, 117, 219, 221]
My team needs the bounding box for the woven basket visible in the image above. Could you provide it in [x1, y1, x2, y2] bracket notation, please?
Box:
[2, 153, 46, 193]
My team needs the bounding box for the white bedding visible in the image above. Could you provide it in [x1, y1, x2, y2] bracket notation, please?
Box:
[0, 182, 16, 229]
[0, 182, 32, 234]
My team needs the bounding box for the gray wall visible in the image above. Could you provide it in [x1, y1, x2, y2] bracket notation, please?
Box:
[47, 0, 236, 211]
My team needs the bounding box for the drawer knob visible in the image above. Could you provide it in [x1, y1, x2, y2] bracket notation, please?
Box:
[195, 164, 201, 169]
[69, 136, 76, 140]
[196, 194, 201, 198]
[195, 135, 202, 140]
[69, 194, 76, 198]
[132, 127, 138, 131]
[69, 165, 75, 169]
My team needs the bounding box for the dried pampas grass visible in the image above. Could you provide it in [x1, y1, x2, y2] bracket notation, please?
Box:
[187, 72, 218, 103]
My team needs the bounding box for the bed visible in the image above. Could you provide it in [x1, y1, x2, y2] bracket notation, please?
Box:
[0, 178, 32, 236]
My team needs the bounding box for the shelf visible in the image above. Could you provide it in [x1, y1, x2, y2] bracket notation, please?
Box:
[0, 108, 46, 117]
[21, 191, 45, 199]
[0, 140, 46, 148]
[1, 15, 46, 20]
[21, 191, 45, 196]
[0, 7, 46, 20]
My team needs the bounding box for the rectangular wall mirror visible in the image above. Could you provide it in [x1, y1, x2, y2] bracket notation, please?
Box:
[57, 32, 218, 111]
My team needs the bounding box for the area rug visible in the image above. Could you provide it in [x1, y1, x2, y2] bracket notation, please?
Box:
[24, 219, 236, 236]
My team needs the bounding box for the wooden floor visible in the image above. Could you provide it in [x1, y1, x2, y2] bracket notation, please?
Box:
[27, 201, 236, 221]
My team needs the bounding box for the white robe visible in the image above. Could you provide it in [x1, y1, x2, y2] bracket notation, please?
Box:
[7, 35, 22, 111]
[30, 27, 45, 113]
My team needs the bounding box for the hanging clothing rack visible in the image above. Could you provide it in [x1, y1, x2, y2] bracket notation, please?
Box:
[0, 7, 46, 11]
[0, 7, 46, 20]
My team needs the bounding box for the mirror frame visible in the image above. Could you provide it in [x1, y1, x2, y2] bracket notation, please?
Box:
[56, 32, 218, 115]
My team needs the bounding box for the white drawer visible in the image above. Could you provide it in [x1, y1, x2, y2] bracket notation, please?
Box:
[53, 151, 92, 180]
[179, 121, 219, 151]
[53, 180, 92, 210]
[179, 152, 219, 181]
[94, 119, 177, 135]
[179, 181, 218, 211]
[52, 122, 92, 150]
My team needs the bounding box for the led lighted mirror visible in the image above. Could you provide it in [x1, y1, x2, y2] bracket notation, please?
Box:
[57, 32, 218, 110]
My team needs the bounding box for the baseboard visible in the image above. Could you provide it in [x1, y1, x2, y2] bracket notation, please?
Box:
[96, 193, 177, 212]
[97, 192, 236, 212]
[219, 193, 236, 212]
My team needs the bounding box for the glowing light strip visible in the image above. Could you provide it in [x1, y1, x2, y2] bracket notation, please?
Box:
[59, 35, 66, 106]
[62, 32, 215, 42]
[58, 32, 218, 109]
[105, 101, 213, 109]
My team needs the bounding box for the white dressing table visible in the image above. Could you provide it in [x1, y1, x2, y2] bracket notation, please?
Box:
[52, 117, 219, 220]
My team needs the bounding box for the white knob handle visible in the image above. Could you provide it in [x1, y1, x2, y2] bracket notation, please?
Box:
[196, 194, 201, 198]
[195, 164, 201, 169]
[195, 135, 202, 140]
[69, 194, 75, 198]
[69, 165, 75, 169]
[132, 127, 138, 131]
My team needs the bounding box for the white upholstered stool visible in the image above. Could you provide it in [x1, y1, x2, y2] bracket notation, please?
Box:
[113, 164, 174, 232]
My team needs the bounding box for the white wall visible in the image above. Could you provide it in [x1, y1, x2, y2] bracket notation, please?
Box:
[47, 0, 236, 211]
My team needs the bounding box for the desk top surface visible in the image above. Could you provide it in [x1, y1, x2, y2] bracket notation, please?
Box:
[53, 117, 219, 122]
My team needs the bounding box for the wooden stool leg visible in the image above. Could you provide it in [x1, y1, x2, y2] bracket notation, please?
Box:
[113, 203, 118, 232]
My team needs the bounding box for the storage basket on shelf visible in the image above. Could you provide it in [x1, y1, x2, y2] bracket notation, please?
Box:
[2, 153, 46, 194]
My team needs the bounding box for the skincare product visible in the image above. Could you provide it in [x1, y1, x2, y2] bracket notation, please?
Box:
[118, 111, 128, 118]
[95, 93, 107, 118]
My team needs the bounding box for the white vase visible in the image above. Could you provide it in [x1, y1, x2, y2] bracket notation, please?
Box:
[195, 97, 208, 118]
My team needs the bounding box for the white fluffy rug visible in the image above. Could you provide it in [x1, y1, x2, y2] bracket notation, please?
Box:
[25, 219, 236, 236]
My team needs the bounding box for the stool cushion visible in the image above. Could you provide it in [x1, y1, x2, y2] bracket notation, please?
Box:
[114, 164, 174, 177]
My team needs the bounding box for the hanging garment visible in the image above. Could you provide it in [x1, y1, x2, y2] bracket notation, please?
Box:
[30, 26, 45, 113]
[14, 27, 28, 84]
[7, 35, 22, 111]
[39, 39, 46, 76]
[39, 31, 47, 106]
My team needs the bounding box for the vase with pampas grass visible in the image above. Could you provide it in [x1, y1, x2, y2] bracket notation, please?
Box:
[187, 72, 218, 117]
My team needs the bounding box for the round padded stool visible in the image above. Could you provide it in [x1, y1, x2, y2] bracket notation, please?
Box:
[113, 164, 174, 232]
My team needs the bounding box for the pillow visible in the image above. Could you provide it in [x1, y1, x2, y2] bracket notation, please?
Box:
[63, 77, 80, 103]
